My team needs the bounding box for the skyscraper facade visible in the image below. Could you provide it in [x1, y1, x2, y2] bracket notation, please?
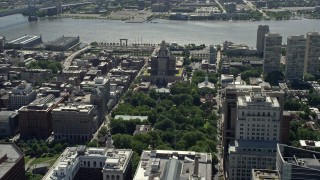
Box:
[304, 32, 320, 75]
[227, 92, 282, 179]
[285, 35, 306, 80]
[256, 25, 270, 55]
[263, 33, 282, 74]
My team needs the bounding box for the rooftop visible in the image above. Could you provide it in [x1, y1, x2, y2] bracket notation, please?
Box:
[52, 104, 95, 113]
[8, 35, 41, 45]
[114, 115, 148, 121]
[278, 144, 320, 171]
[134, 150, 212, 180]
[237, 92, 280, 107]
[46, 36, 79, 47]
[300, 140, 320, 148]
[252, 169, 280, 180]
[0, 143, 24, 178]
[43, 145, 132, 180]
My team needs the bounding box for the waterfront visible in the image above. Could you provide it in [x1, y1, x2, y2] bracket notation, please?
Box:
[0, 14, 320, 47]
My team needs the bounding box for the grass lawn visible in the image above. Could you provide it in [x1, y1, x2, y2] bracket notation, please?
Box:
[30, 154, 60, 166]
[143, 69, 150, 76]
[175, 68, 184, 77]
[24, 156, 31, 164]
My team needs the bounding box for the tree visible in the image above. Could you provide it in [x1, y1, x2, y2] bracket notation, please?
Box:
[87, 140, 99, 147]
[264, 71, 284, 86]
[113, 134, 133, 149]
[304, 73, 315, 81]
[53, 143, 63, 153]
[110, 119, 127, 134]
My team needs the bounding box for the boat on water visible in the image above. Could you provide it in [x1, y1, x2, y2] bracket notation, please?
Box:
[28, 16, 38, 22]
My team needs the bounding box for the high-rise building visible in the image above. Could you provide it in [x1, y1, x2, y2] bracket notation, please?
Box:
[8, 82, 36, 110]
[150, 40, 176, 76]
[43, 136, 133, 180]
[0, 36, 4, 53]
[52, 104, 98, 142]
[263, 33, 282, 74]
[304, 32, 320, 75]
[276, 144, 320, 180]
[227, 91, 282, 179]
[222, 84, 285, 179]
[0, 143, 26, 180]
[285, 35, 306, 80]
[18, 94, 64, 138]
[133, 150, 212, 180]
[209, 45, 217, 64]
[256, 25, 270, 54]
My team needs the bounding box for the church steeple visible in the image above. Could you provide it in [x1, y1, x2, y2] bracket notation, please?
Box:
[105, 131, 114, 149]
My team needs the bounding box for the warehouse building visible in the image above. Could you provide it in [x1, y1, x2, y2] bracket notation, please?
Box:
[6, 35, 42, 49]
[46, 36, 80, 51]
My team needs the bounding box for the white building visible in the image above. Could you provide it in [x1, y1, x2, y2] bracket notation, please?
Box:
[227, 92, 281, 180]
[263, 33, 282, 74]
[285, 35, 306, 81]
[43, 135, 133, 180]
[304, 32, 320, 75]
[134, 150, 212, 180]
[8, 82, 36, 110]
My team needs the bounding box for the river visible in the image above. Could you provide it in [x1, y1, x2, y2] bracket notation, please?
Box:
[0, 14, 320, 47]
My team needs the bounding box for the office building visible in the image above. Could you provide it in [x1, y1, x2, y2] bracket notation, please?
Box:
[18, 94, 64, 138]
[0, 36, 4, 53]
[209, 45, 217, 64]
[0, 111, 18, 137]
[222, 84, 285, 179]
[285, 35, 306, 81]
[222, 84, 285, 150]
[8, 82, 36, 110]
[304, 32, 320, 75]
[256, 25, 270, 55]
[52, 104, 98, 142]
[43, 136, 133, 180]
[0, 143, 25, 180]
[150, 40, 176, 76]
[276, 144, 320, 180]
[227, 92, 281, 179]
[263, 33, 282, 74]
[6, 35, 42, 49]
[133, 150, 212, 180]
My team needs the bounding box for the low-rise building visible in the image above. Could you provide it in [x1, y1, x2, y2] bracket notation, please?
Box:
[6, 35, 43, 49]
[134, 150, 212, 180]
[8, 82, 36, 110]
[43, 136, 133, 180]
[46, 36, 80, 51]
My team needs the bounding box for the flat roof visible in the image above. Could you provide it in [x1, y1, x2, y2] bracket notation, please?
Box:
[47, 36, 79, 47]
[8, 35, 41, 45]
[114, 115, 148, 121]
[0, 143, 23, 178]
[252, 169, 280, 180]
[134, 150, 212, 180]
